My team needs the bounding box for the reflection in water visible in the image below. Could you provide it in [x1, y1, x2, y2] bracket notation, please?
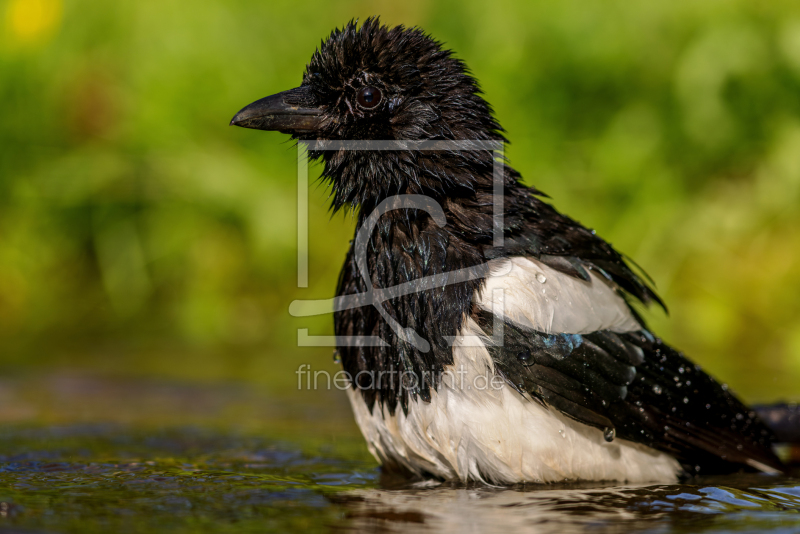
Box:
[0, 428, 799, 533]
[0, 375, 798, 533]
[335, 476, 800, 533]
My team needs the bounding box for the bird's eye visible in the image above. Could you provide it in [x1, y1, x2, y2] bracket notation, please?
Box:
[356, 86, 382, 109]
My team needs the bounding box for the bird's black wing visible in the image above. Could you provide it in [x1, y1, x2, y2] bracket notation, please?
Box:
[490, 193, 665, 311]
[475, 309, 784, 475]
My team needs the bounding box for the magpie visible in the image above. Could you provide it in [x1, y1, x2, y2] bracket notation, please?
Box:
[231, 18, 787, 483]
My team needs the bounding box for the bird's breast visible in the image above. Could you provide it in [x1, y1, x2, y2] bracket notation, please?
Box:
[345, 316, 680, 484]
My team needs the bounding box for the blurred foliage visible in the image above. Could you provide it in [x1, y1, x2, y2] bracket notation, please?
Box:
[2, 0, 800, 401]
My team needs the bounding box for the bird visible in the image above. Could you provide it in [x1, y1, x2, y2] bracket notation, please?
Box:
[230, 18, 786, 484]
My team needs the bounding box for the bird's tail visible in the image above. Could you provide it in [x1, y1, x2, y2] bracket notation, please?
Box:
[754, 403, 800, 469]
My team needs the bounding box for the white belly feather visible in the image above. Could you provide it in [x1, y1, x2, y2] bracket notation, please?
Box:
[346, 257, 681, 484]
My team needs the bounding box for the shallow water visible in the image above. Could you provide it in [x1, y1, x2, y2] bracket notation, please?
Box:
[0, 375, 798, 533]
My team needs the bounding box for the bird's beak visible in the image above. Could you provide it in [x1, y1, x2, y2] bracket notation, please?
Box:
[230, 87, 323, 133]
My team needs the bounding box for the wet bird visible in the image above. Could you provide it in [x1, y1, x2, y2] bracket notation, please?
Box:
[231, 18, 786, 483]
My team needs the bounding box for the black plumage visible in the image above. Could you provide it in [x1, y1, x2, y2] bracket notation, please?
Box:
[477, 310, 781, 474]
[231, 18, 784, 476]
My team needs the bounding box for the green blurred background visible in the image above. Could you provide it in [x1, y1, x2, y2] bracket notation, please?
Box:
[3, 0, 800, 405]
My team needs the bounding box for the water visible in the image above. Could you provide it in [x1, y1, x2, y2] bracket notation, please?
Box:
[0, 375, 798, 533]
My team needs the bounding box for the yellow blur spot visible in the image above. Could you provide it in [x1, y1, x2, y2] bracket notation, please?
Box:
[5, 0, 63, 43]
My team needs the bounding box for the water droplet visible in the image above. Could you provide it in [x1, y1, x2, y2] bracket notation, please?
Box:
[558, 429, 566, 438]
[721, 383, 729, 391]
[678, 367, 685, 374]
[736, 444, 743, 451]
[705, 404, 711, 409]
[517, 350, 532, 364]
[603, 427, 615, 442]
[332, 350, 342, 364]
[683, 397, 689, 404]
[735, 413, 744, 421]
[535, 273, 547, 283]
[652, 385, 662, 394]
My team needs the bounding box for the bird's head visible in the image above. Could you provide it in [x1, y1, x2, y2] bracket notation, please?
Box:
[231, 18, 508, 211]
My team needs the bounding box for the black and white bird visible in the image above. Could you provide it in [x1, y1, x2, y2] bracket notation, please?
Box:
[231, 19, 787, 483]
